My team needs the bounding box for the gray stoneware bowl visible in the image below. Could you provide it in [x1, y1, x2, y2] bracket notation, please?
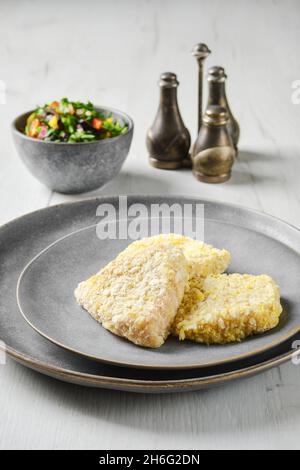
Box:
[12, 106, 134, 194]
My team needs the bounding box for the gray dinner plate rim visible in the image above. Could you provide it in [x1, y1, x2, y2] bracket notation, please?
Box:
[16, 221, 300, 370]
[0, 341, 294, 392]
[1, 195, 300, 392]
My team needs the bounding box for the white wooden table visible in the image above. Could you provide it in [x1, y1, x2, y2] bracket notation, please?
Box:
[1, 0, 300, 450]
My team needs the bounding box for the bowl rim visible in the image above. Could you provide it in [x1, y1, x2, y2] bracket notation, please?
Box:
[11, 105, 134, 146]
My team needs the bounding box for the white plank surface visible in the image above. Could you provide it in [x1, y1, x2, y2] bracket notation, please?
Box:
[1, 0, 300, 450]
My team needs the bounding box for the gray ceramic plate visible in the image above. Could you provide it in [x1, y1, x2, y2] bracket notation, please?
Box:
[16, 197, 300, 370]
[0, 197, 299, 393]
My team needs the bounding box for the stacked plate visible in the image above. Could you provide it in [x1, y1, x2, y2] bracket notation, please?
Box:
[1, 196, 300, 393]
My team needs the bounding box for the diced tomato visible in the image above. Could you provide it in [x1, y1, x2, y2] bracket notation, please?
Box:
[29, 118, 40, 137]
[49, 101, 60, 108]
[92, 117, 103, 130]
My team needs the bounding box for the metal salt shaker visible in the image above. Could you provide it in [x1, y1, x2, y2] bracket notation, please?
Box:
[146, 72, 191, 170]
[192, 105, 236, 183]
[207, 66, 240, 149]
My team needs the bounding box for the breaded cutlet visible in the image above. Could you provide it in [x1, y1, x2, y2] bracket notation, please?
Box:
[75, 244, 189, 348]
[124, 234, 231, 278]
[172, 274, 283, 344]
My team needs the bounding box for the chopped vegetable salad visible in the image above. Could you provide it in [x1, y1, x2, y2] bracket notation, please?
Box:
[25, 98, 128, 143]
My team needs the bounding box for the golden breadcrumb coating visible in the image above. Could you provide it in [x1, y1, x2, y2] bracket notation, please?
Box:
[124, 234, 231, 278]
[75, 244, 189, 348]
[172, 274, 283, 344]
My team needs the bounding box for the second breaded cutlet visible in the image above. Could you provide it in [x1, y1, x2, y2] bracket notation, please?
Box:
[172, 274, 283, 344]
[75, 244, 189, 348]
[124, 234, 231, 278]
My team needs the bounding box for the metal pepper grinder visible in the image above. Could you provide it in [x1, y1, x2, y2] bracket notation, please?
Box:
[146, 72, 191, 170]
[207, 66, 240, 149]
[192, 105, 236, 183]
[191, 43, 211, 132]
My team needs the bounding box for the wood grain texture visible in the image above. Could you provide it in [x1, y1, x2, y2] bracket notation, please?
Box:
[1, 0, 300, 450]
